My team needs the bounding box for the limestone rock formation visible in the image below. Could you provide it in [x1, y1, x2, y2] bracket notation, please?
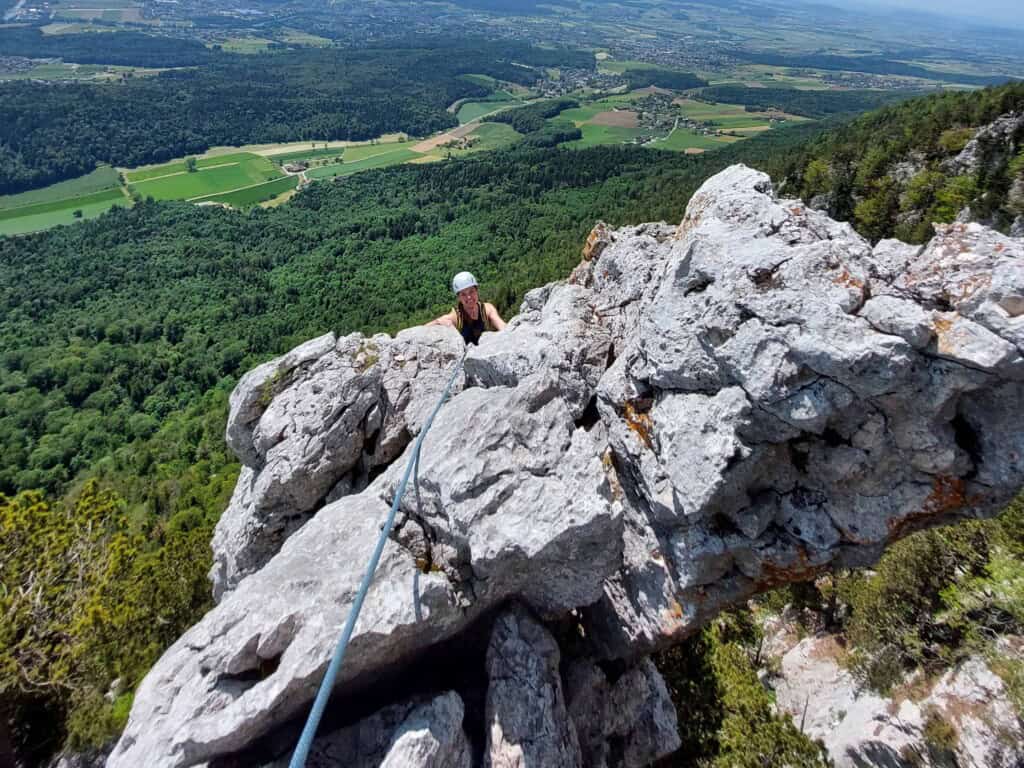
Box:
[211, 327, 465, 599]
[484, 608, 582, 767]
[943, 111, 1024, 176]
[108, 165, 1024, 768]
[772, 634, 1024, 768]
[264, 691, 471, 768]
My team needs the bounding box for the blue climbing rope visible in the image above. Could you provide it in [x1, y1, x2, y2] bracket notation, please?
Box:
[288, 348, 467, 768]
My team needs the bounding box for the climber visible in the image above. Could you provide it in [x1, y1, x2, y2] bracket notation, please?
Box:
[426, 271, 506, 344]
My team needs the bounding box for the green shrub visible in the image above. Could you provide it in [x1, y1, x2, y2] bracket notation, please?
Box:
[656, 616, 830, 767]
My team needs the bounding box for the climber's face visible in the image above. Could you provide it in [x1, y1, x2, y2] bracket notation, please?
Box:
[458, 285, 479, 315]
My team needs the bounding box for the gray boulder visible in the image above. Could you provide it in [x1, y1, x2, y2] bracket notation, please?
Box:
[211, 327, 465, 600]
[264, 691, 471, 768]
[484, 607, 582, 768]
[943, 112, 1024, 175]
[565, 657, 680, 768]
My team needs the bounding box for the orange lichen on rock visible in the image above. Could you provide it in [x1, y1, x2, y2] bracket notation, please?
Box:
[658, 599, 686, 634]
[675, 192, 711, 240]
[755, 546, 825, 590]
[888, 475, 984, 539]
[581, 221, 611, 261]
[832, 266, 865, 291]
[922, 475, 972, 516]
[624, 400, 654, 449]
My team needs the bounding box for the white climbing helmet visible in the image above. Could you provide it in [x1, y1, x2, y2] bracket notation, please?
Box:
[451, 271, 478, 294]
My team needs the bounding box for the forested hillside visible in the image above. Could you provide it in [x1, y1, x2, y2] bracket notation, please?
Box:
[0, 124, 820, 761]
[0, 28, 215, 67]
[788, 82, 1024, 241]
[697, 85, 918, 119]
[3, 83, 1024, 764]
[0, 39, 581, 195]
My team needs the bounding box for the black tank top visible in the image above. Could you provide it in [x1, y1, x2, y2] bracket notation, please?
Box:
[456, 303, 488, 345]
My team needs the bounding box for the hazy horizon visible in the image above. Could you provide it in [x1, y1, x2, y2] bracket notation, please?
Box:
[833, 0, 1024, 29]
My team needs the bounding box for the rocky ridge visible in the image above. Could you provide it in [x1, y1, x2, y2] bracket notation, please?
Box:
[108, 164, 1024, 767]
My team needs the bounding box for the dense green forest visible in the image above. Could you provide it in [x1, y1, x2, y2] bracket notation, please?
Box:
[788, 82, 1024, 241]
[0, 124, 822, 762]
[3, 83, 1024, 764]
[0, 28, 215, 67]
[0, 39, 576, 195]
[697, 84, 921, 118]
[485, 97, 579, 133]
[731, 50, 1018, 86]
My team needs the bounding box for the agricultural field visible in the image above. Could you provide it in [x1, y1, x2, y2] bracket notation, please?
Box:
[197, 175, 298, 207]
[125, 153, 284, 201]
[554, 90, 807, 151]
[456, 92, 523, 124]
[0, 61, 163, 81]
[0, 166, 128, 236]
[652, 128, 739, 152]
[215, 37, 275, 54]
[39, 22, 118, 34]
[419, 122, 521, 161]
[557, 94, 652, 147]
[279, 30, 332, 47]
[702, 64, 834, 90]
[673, 98, 808, 132]
[306, 146, 423, 180]
[49, 0, 144, 23]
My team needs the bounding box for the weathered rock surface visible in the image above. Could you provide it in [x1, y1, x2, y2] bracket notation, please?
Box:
[211, 327, 465, 600]
[565, 657, 681, 768]
[484, 608, 582, 767]
[264, 691, 471, 768]
[943, 112, 1024, 176]
[772, 634, 1024, 768]
[109, 165, 1024, 767]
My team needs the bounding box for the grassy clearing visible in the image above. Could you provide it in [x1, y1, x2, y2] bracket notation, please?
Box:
[196, 175, 298, 208]
[459, 73, 498, 87]
[423, 122, 521, 161]
[342, 142, 413, 162]
[127, 154, 282, 200]
[674, 98, 809, 130]
[0, 167, 120, 211]
[0, 188, 124, 221]
[652, 128, 736, 151]
[215, 37, 274, 54]
[306, 147, 422, 179]
[124, 153, 267, 183]
[457, 99, 521, 124]
[0, 189, 127, 237]
[279, 29, 332, 47]
[564, 123, 648, 148]
[40, 22, 104, 33]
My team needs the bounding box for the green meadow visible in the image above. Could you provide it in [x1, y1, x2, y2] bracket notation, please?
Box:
[0, 188, 127, 236]
[306, 147, 423, 179]
[196, 175, 298, 207]
[127, 154, 283, 201]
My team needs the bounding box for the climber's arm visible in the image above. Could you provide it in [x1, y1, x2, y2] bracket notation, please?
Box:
[485, 303, 507, 331]
[426, 309, 457, 328]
